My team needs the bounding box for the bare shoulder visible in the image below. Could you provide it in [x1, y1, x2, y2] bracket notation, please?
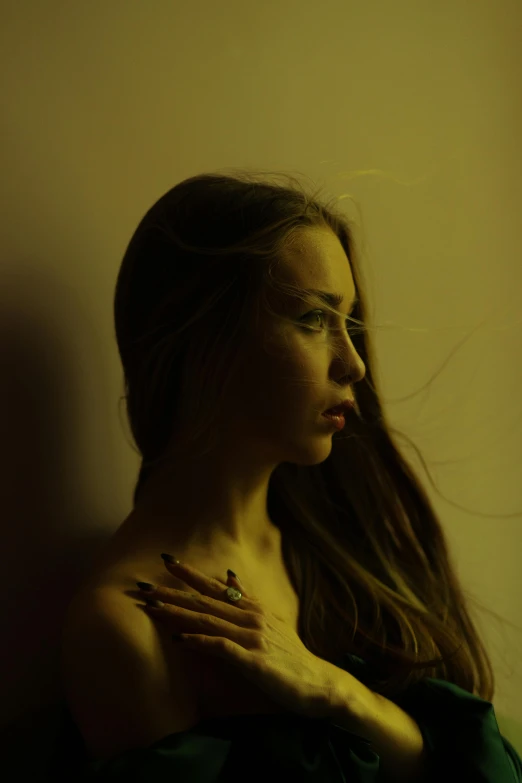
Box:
[60, 583, 201, 762]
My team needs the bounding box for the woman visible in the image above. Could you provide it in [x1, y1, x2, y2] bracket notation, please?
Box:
[59, 170, 521, 781]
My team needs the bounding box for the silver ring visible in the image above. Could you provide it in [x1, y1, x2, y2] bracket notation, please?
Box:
[225, 586, 242, 603]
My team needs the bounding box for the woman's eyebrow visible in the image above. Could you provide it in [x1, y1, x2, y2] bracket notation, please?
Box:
[302, 289, 358, 311]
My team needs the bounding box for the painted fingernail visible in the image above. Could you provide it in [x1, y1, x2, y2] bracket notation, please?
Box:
[161, 553, 179, 565]
[227, 569, 240, 582]
[136, 581, 155, 592]
[145, 598, 164, 608]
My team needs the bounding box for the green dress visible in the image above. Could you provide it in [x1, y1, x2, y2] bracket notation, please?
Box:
[53, 654, 522, 781]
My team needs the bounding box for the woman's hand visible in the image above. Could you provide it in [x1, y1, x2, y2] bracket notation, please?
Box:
[134, 554, 348, 720]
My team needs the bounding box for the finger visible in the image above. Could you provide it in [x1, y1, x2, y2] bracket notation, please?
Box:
[226, 573, 244, 595]
[162, 555, 250, 601]
[137, 580, 249, 622]
[143, 590, 256, 631]
[226, 570, 242, 587]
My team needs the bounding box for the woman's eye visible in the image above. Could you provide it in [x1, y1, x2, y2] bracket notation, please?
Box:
[300, 310, 356, 335]
[301, 310, 325, 328]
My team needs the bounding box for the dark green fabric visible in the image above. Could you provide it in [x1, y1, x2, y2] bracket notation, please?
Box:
[58, 654, 522, 781]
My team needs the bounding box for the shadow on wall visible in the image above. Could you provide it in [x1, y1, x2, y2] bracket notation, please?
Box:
[0, 280, 122, 734]
[0, 525, 108, 781]
[0, 525, 108, 732]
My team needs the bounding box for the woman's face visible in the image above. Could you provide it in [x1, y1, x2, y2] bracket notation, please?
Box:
[220, 227, 366, 468]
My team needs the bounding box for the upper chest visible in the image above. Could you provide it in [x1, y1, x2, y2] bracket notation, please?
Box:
[80, 530, 301, 635]
[233, 560, 301, 635]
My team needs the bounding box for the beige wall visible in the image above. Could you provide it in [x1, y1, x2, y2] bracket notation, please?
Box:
[1, 0, 521, 750]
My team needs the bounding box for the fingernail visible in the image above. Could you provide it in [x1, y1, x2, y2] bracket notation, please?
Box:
[161, 553, 179, 565]
[136, 581, 155, 592]
[227, 569, 240, 582]
[145, 598, 164, 608]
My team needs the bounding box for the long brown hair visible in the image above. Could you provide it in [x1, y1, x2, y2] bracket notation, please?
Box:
[114, 168, 514, 702]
